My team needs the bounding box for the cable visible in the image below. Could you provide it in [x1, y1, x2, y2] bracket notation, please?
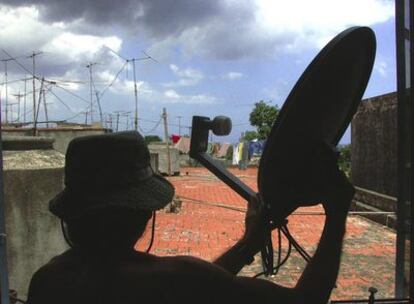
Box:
[99, 61, 128, 99]
[48, 88, 74, 111]
[54, 84, 90, 104]
[146, 211, 156, 253]
[281, 225, 311, 262]
[2, 49, 34, 77]
[253, 237, 292, 278]
[0, 76, 33, 86]
[60, 104, 92, 122]
[138, 117, 162, 134]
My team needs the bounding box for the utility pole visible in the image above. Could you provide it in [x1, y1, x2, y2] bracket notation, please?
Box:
[108, 114, 113, 130]
[28, 51, 42, 126]
[86, 62, 97, 124]
[82, 112, 88, 125]
[132, 59, 139, 131]
[176, 116, 183, 136]
[33, 77, 44, 136]
[12, 92, 24, 123]
[162, 107, 172, 176]
[6, 103, 17, 123]
[126, 113, 130, 130]
[1, 58, 13, 123]
[23, 75, 27, 123]
[42, 86, 49, 128]
[94, 91, 103, 126]
[116, 112, 120, 132]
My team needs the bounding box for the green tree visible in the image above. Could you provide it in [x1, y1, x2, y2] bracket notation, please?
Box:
[243, 130, 259, 141]
[144, 135, 162, 144]
[249, 100, 279, 139]
[337, 144, 351, 176]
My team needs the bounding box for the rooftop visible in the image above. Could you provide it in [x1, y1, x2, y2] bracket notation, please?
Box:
[136, 167, 396, 301]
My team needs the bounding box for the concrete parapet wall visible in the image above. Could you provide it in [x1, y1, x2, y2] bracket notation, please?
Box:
[354, 186, 397, 212]
[3, 148, 67, 298]
[148, 144, 180, 175]
[351, 187, 397, 229]
[351, 92, 397, 197]
[2, 128, 110, 153]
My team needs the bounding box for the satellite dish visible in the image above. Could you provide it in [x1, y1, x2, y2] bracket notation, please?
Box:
[258, 27, 376, 225]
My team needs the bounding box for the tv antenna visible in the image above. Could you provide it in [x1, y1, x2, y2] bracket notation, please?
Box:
[28, 51, 43, 126]
[105, 46, 158, 132]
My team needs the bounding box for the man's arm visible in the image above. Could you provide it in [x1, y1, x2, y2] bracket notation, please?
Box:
[230, 177, 352, 303]
[293, 166, 354, 303]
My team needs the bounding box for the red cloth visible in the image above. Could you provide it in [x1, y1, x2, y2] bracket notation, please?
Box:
[171, 134, 181, 144]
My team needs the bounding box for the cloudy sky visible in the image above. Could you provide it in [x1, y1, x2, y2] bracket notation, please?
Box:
[0, 0, 395, 143]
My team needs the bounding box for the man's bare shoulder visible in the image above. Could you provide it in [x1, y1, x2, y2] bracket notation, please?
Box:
[29, 250, 296, 304]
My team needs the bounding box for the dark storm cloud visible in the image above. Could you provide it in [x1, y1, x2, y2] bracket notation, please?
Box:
[0, 0, 261, 60]
[0, 0, 229, 38]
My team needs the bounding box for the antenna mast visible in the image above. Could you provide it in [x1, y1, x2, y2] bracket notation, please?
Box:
[28, 51, 43, 126]
[0, 58, 14, 124]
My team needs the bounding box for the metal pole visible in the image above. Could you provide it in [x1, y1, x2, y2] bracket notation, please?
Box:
[33, 78, 44, 136]
[395, 0, 413, 298]
[4, 61, 7, 124]
[42, 87, 49, 128]
[87, 63, 94, 124]
[116, 112, 120, 132]
[409, 1, 414, 302]
[12, 93, 23, 123]
[23, 77, 27, 124]
[0, 98, 10, 304]
[31, 52, 37, 126]
[95, 91, 103, 126]
[132, 60, 139, 131]
[177, 116, 182, 136]
[162, 108, 172, 176]
[17, 92, 20, 123]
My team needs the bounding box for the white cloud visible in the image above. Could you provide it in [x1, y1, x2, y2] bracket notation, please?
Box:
[43, 33, 121, 62]
[0, 5, 123, 80]
[222, 72, 244, 80]
[255, 0, 395, 49]
[163, 64, 204, 87]
[374, 59, 388, 77]
[163, 89, 217, 104]
[150, 0, 394, 60]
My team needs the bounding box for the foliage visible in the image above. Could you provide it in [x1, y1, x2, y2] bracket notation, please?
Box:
[249, 100, 279, 140]
[144, 135, 162, 144]
[243, 130, 259, 141]
[226, 145, 234, 160]
[337, 144, 351, 176]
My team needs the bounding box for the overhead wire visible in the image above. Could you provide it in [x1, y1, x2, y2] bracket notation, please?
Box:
[138, 117, 163, 134]
[48, 88, 75, 111]
[99, 61, 128, 99]
[54, 84, 90, 104]
[2, 49, 34, 77]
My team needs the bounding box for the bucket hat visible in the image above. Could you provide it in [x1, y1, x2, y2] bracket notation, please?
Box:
[49, 131, 174, 219]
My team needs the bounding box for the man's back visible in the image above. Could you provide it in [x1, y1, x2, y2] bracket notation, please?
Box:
[27, 249, 267, 304]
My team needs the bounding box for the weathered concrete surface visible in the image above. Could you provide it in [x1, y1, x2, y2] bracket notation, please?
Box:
[136, 167, 396, 301]
[2, 127, 110, 153]
[3, 148, 67, 298]
[351, 92, 397, 197]
[351, 187, 397, 229]
[2, 136, 54, 151]
[148, 144, 180, 175]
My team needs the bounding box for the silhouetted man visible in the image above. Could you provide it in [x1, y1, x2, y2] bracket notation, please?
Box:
[27, 131, 354, 304]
